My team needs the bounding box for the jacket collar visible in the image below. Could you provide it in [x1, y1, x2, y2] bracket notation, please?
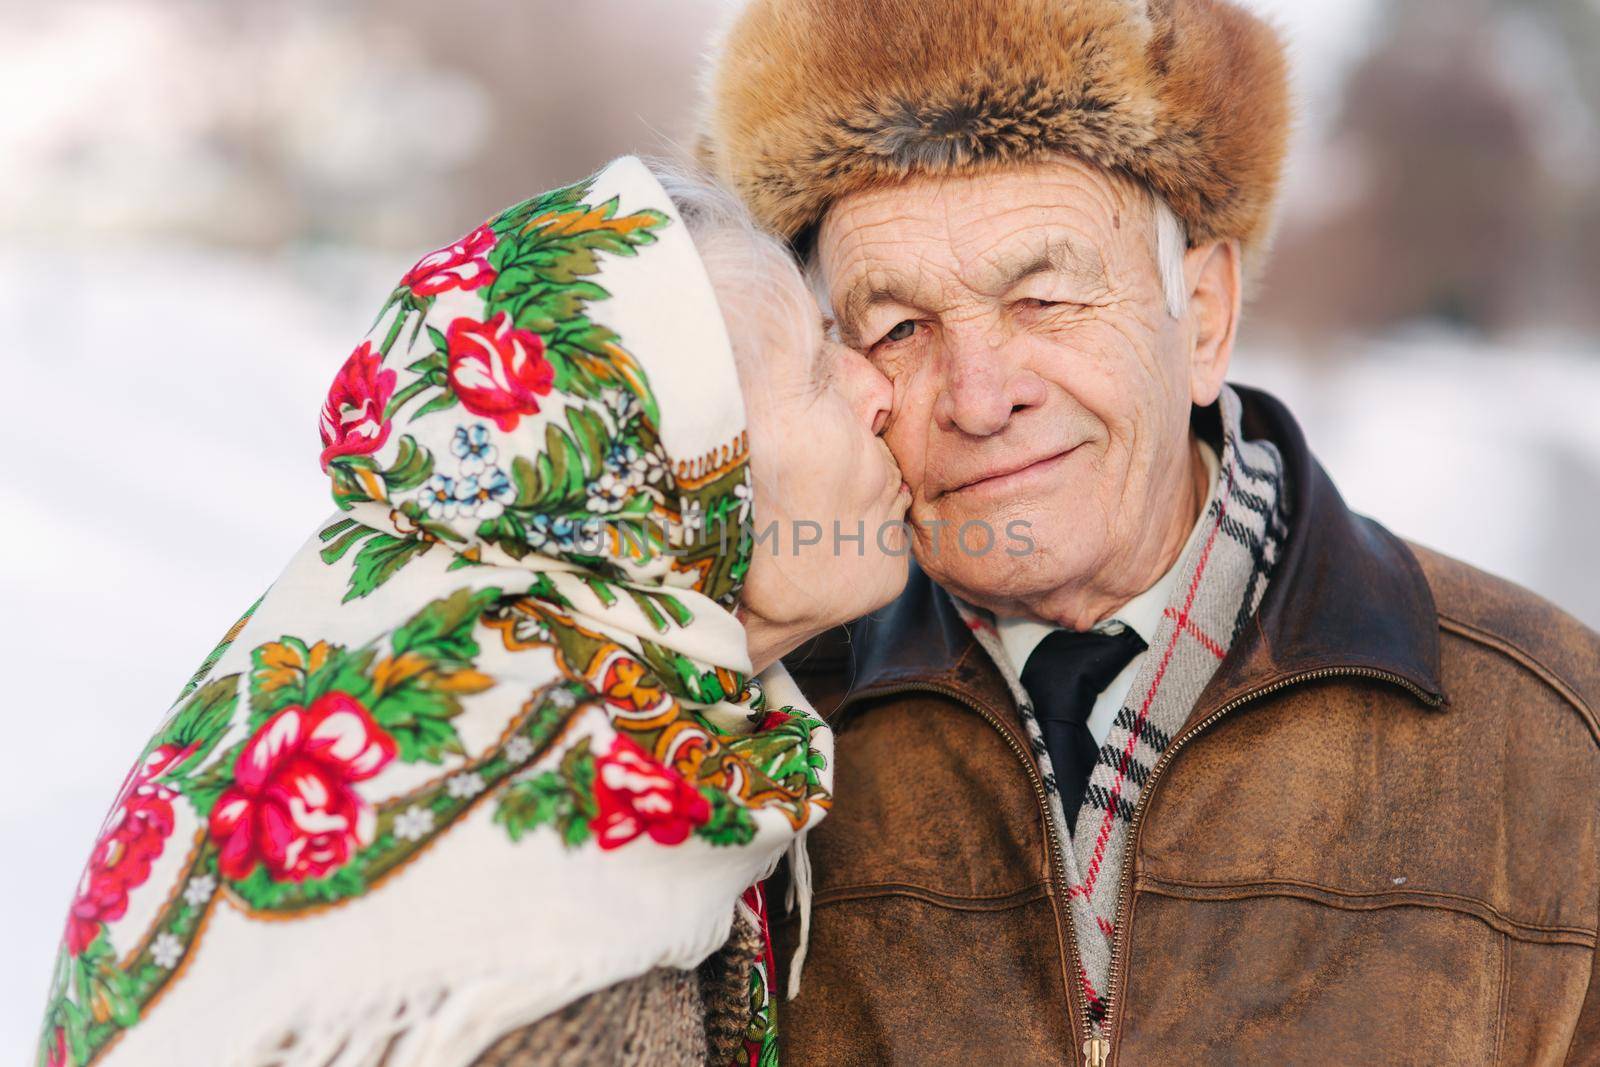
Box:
[837, 384, 1447, 718]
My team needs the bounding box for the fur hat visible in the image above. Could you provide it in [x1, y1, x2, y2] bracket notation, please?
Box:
[698, 0, 1292, 266]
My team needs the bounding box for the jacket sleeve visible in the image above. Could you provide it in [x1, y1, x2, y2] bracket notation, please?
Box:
[1565, 883, 1600, 1064]
[1567, 957, 1600, 1065]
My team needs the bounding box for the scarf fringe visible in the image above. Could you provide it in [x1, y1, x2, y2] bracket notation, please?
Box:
[783, 827, 814, 1000]
[225, 938, 730, 1067]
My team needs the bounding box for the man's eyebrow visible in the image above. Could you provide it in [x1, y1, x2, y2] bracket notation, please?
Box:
[835, 237, 1109, 342]
[838, 275, 925, 344]
[994, 236, 1109, 292]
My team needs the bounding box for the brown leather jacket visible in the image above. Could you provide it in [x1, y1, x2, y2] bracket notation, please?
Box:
[772, 386, 1600, 1066]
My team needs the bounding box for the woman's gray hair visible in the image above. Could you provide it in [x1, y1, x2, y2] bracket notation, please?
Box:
[643, 158, 818, 396]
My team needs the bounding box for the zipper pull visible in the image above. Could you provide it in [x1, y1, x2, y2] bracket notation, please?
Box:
[1083, 1035, 1110, 1067]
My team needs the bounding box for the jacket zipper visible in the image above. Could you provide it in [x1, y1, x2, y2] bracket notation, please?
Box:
[846, 666, 1442, 1067]
[841, 681, 1097, 1056]
[1097, 665, 1445, 1062]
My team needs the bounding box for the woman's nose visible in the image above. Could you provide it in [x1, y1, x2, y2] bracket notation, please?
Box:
[837, 346, 894, 436]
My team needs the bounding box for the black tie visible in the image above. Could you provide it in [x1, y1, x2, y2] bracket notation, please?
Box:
[1019, 627, 1148, 828]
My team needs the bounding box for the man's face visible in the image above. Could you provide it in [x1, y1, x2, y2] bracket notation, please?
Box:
[816, 157, 1222, 618]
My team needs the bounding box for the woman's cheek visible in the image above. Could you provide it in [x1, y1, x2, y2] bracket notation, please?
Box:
[834, 421, 882, 530]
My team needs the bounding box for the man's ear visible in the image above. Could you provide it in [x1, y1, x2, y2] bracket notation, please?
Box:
[1184, 239, 1241, 408]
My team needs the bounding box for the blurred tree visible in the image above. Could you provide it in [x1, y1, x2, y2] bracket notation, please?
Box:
[375, 0, 722, 242]
[0, 0, 725, 252]
[1256, 0, 1600, 345]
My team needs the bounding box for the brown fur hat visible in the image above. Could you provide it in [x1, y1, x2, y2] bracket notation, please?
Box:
[698, 0, 1292, 264]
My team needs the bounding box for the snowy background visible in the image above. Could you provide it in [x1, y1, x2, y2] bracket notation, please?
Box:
[3, 0, 1598, 1060]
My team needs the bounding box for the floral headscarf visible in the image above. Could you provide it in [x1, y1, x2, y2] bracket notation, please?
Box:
[38, 157, 828, 1067]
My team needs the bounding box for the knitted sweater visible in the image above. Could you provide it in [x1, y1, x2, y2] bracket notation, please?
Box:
[470, 906, 763, 1066]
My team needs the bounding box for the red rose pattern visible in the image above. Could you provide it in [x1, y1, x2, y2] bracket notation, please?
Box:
[446, 312, 555, 431]
[65, 743, 192, 955]
[210, 692, 397, 883]
[590, 734, 711, 850]
[45, 1027, 67, 1067]
[319, 340, 397, 471]
[400, 223, 498, 296]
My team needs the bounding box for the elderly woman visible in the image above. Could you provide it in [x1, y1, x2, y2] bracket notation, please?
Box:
[37, 157, 908, 1067]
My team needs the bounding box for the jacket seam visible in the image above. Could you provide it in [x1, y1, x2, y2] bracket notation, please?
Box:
[1563, 853, 1600, 1065]
[932, 640, 980, 690]
[1136, 874, 1597, 946]
[1494, 930, 1509, 1063]
[802, 880, 1050, 912]
[1436, 613, 1600, 746]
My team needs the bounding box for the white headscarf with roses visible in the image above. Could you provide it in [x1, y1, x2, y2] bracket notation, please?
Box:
[38, 157, 828, 1067]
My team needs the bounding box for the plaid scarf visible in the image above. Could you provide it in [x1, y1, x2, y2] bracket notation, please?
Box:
[953, 384, 1290, 1032]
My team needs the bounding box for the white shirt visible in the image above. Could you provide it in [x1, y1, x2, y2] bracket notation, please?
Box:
[997, 440, 1221, 748]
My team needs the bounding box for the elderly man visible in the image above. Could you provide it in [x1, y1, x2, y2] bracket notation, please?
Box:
[699, 0, 1600, 1064]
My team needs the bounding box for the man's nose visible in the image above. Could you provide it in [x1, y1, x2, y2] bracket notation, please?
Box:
[933, 330, 1041, 437]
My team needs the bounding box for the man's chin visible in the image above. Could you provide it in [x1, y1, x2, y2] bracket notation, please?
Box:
[913, 525, 1094, 614]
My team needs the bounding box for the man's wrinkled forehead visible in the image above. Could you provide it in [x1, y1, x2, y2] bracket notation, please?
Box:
[837, 234, 1108, 335]
[813, 161, 1137, 334]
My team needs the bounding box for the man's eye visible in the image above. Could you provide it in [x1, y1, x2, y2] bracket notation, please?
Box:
[883, 320, 917, 343]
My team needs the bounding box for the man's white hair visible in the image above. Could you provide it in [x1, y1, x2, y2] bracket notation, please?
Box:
[1151, 190, 1190, 320]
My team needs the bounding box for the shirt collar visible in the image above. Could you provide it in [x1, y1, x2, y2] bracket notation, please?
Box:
[996, 438, 1221, 672]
